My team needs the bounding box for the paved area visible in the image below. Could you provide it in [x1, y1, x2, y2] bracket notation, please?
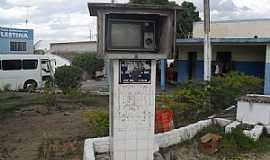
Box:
[81, 79, 109, 92]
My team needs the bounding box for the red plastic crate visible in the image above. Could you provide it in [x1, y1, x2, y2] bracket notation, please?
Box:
[155, 109, 173, 133]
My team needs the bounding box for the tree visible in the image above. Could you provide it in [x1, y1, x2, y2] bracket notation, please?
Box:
[177, 2, 201, 38]
[129, 0, 201, 38]
[72, 52, 104, 78]
[54, 66, 82, 94]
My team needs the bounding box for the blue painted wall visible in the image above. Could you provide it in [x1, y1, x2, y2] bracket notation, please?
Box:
[176, 60, 265, 83]
[176, 60, 188, 82]
[0, 27, 34, 54]
[265, 63, 270, 95]
[233, 62, 265, 78]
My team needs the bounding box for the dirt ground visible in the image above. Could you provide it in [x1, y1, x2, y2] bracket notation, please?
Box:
[2, 91, 270, 160]
[0, 93, 108, 160]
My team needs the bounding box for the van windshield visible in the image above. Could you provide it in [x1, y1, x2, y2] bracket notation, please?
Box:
[41, 59, 51, 73]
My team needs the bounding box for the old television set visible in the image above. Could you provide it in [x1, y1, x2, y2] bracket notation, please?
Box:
[106, 15, 159, 52]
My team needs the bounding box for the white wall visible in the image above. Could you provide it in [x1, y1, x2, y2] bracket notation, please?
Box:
[50, 41, 97, 53]
[193, 19, 270, 38]
[237, 101, 270, 125]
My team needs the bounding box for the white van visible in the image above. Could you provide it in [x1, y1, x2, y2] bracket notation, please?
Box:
[0, 54, 54, 90]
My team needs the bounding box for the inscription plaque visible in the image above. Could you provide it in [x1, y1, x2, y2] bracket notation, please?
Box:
[119, 59, 151, 84]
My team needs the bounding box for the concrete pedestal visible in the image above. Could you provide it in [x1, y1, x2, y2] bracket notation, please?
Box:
[110, 60, 156, 160]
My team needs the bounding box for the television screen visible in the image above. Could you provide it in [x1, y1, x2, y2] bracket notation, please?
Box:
[111, 23, 142, 49]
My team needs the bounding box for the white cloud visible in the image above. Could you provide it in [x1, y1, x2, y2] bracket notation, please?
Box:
[6, 0, 69, 6]
[0, 6, 28, 19]
[1, 0, 270, 43]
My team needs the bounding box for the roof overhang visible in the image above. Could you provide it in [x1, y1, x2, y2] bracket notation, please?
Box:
[88, 3, 182, 16]
[176, 38, 270, 45]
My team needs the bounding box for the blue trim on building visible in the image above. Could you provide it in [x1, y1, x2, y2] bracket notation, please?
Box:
[160, 59, 166, 90]
[264, 63, 270, 95]
[176, 60, 265, 83]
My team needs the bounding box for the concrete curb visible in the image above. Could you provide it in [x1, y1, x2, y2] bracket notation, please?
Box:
[83, 118, 232, 160]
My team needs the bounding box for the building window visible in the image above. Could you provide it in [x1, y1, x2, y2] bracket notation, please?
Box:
[2, 60, 22, 70]
[188, 52, 197, 80]
[23, 60, 38, 70]
[10, 42, 27, 51]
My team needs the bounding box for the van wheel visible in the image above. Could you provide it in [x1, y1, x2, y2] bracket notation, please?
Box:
[24, 80, 38, 91]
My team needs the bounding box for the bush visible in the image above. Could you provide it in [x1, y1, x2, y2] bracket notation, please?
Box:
[158, 72, 263, 127]
[3, 84, 11, 92]
[54, 66, 82, 94]
[81, 111, 109, 137]
[72, 52, 104, 77]
[210, 72, 263, 111]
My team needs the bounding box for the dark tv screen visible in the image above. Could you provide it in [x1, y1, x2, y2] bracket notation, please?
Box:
[110, 22, 142, 49]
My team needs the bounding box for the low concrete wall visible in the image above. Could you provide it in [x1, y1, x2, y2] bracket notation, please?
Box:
[83, 118, 232, 160]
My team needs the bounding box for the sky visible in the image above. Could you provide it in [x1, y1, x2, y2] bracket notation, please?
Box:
[0, 0, 270, 43]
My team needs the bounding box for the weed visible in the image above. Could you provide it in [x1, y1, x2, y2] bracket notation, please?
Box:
[43, 81, 57, 109]
[37, 133, 84, 160]
[196, 124, 270, 159]
[81, 111, 109, 137]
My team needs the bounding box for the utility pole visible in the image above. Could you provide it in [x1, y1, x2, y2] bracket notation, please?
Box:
[204, 0, 211, 81]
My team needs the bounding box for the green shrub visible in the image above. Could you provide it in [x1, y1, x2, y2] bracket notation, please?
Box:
[54, 66, 82, 94]
[81, 111, 109, 137]
[210, 72, 263, 111]
[72, 52, 104, 77]
[158, 72, 263, 127]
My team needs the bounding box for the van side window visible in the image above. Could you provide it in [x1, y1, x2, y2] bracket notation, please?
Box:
[0, 60, 2, 70]
[23, 60, 38, 70]
[2, 60, 22, 70]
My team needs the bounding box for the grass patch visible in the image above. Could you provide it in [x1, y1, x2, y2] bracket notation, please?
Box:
[198, 125, 270, 158]
[0, 92, 46, 118]
[0, 91, 109, 119]
[37, 136, 85, 160]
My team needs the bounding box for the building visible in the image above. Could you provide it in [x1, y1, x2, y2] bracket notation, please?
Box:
[50, 41, 97, 60]
[193, 19, 270, 38]
[0, 27, 34, 54]
[160, 19, 270, 94]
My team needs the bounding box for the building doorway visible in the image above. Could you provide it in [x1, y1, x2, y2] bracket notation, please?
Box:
[215, 52, 232, 74]
[188, 52, 197, 80]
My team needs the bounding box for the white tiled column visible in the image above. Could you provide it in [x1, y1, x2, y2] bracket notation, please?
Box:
[111, 60, 156, 160]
